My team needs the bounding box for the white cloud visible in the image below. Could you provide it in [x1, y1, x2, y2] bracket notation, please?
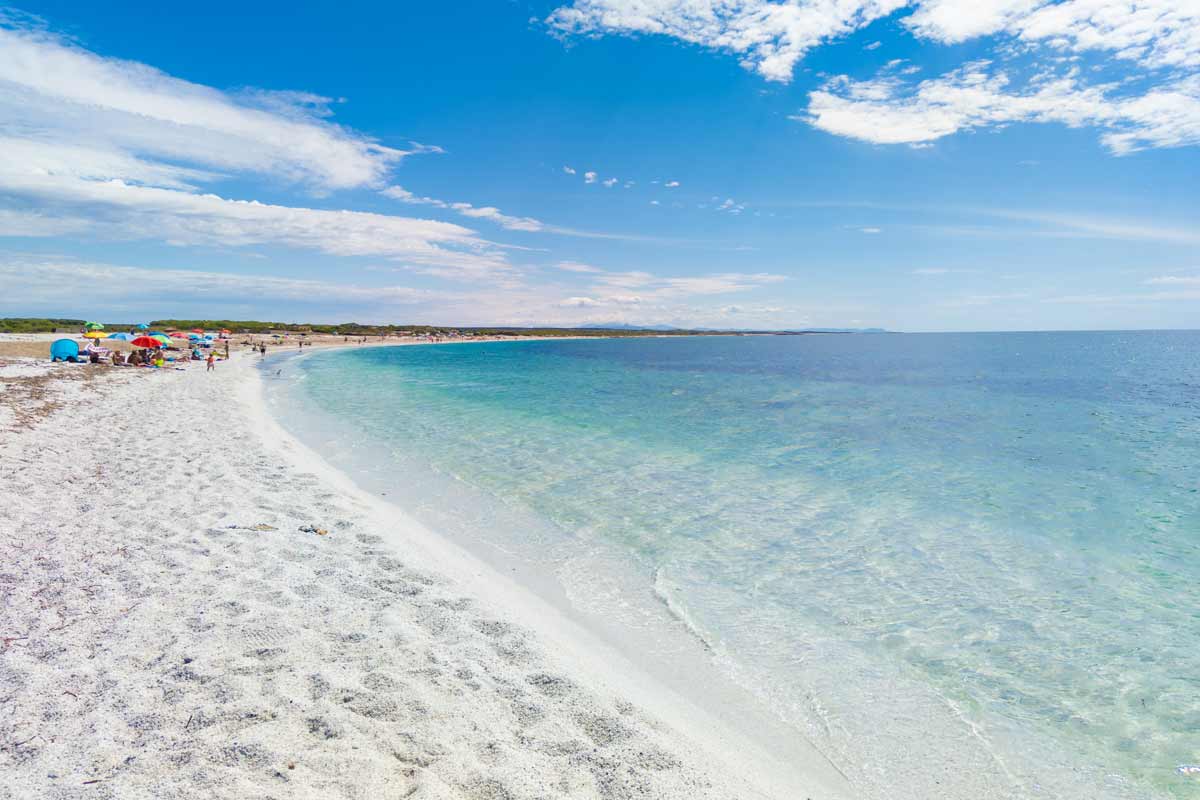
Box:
[649, 200, 661, 205]
[987, 208, 1200, 244]
[563, 165, 577, 174]
[549, 1, 1200, 77]
[384, 183, 545, 232]
[665, 180, 680, 187]
[584, 170, 598, 183]
[0, 207, 91, 237]
[804, 65, 1200, 154]
[546, 0, 907, 82]
[0, 153, 505, 274]
[0, 19, 519, 277]
[449, 203, 544, 232]
[556, 260, 604, 273]
[602, 177, 619, 187]
[0, 24, 409, 191]
[546, 1, 1200, 152]
[904, 0, 1041, 43]
[558, 296, 602, 307]
[0, 256, 441, 308]
[907, 0, 1200, 70]
[2, 253, 804, 329]
[864, 40, 882, 50]
[593, 269, 786, 298]
[859, 226, 882, 233]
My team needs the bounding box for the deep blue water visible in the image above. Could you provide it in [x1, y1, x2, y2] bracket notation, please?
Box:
[271, 332, 1200, 798]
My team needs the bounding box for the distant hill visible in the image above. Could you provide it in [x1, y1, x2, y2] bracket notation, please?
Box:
[579, 322, 683, 331]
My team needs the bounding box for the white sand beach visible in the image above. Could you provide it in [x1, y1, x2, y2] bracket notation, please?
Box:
[0, 350, 851, 800]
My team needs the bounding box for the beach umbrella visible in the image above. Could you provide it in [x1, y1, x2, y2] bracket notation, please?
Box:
[150, 334, 171, 346]
[84, 321, 104, 331]
[191, 328, 204, 333]
[130, 336, 162, 348]
[136, 323, 149, 330]
[83, 330, 108, 339]
[169, 332, 189, 339]
[107, 332, 133, 341]
[219, 328, 231, 334]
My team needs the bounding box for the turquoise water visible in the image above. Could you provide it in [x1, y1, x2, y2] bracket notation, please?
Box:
[271, 333, 1200, 798]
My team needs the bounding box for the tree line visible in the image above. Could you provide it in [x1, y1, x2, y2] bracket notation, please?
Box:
[1, 318, 708, 337]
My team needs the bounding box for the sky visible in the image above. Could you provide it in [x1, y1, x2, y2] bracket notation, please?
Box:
[0, 1, 1197, 332]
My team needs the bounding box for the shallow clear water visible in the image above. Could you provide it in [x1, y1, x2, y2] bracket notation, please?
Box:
[271, 333, 1200, 798]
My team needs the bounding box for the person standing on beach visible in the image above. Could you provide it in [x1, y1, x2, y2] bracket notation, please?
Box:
[206, 353, 215, 372]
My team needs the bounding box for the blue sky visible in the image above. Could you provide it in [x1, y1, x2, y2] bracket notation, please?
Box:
[1, 1, 1197, 331]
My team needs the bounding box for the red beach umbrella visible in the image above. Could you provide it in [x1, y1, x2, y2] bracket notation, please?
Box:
[191, 328, 204, 333]
[130, 336, 162, 348]
[169, 332, 189, 339]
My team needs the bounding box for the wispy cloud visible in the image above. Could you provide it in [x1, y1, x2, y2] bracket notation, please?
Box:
[563, 165, 577, 174]
[986, 209, 1200, 244]
[0, 18, 510, 276]
[555, 260, 604, 273]
[382, 185, 544, 232]
[584, 171, 598, 184]
[0, 23, 411, 190]
[0, 156, 505, 274]
[0, 256, 442, 309]
[590, 268, 786, 300]
[0, 253, 805, 329]
[912, 267, 977, 275]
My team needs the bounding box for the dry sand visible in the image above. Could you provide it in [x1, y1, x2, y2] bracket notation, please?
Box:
[0, 352, 850, 800]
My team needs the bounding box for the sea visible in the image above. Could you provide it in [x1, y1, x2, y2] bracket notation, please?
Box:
[266, 331, 1200, 799]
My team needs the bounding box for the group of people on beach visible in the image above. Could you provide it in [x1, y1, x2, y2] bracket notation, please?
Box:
[105, 348, 216, 370]
[79, 341, 220, 371]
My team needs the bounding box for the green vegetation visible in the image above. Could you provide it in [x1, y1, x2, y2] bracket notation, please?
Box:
[149, 320, 710, 337]
[0, 317, 711, 337]
[0, 318, 136, 333]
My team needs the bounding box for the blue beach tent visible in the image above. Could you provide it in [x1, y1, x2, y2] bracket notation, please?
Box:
[50, 339, 80, 362]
